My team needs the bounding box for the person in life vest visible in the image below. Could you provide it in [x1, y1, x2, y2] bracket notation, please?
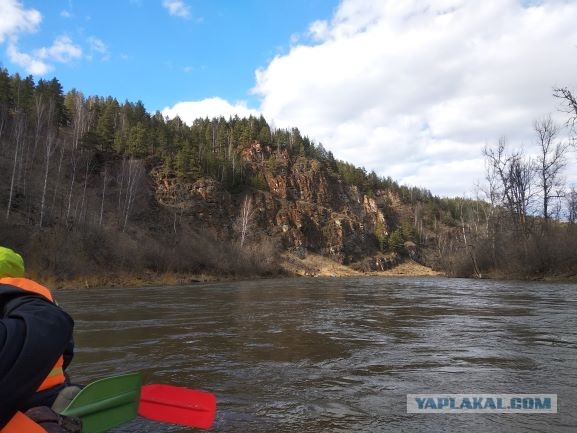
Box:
[0, 246, 79, 433]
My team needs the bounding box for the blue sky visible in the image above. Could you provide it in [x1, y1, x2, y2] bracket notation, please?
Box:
[0, 0, 339, 110]
[1, 0, 577, 197]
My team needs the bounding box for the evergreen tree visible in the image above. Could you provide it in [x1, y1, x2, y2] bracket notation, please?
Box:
[11, 73, 35, 116]
[400, 220, 416, 242]
[47, 77, 69, 126]
[0, 68, 13, 144]
[127, 122, 149, 157]
[97, 98, 119, 151]
[258, 123, 271, 145]
[389, 229, 405, 252]
[0, 68, 13, 109]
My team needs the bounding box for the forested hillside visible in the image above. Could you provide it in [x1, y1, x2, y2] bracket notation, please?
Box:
[1, 67, 576, 284]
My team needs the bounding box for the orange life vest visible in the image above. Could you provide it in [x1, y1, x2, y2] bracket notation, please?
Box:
[0, 277, 66, 391]
[1, 411, 47, 433]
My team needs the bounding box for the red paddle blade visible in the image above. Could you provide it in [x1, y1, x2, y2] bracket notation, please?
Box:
[138, 384, 216, 430]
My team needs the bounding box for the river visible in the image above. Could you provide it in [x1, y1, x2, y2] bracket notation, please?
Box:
[57, 277, 577, 432]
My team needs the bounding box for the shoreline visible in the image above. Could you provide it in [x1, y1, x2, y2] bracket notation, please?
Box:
[280, 253, 442, 278]
[45, 255, 443, 290]
[44, 263, 577, 291]
[41, 253, 577, 290]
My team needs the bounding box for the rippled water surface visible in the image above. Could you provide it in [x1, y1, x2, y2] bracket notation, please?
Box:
[57, 277, 577, 432]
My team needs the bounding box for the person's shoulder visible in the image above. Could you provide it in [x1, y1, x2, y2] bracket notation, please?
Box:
[0, 278, 54, 302]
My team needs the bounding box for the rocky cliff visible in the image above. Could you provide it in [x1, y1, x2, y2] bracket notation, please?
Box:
[151, 142, 403, 268]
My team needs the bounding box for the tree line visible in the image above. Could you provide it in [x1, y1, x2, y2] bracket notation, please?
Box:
[0, 67, 442, 229]
[0, 67, 437, 281]
[0, 68, 294, 279]
[1, 64, 575, 280]
[432, 101, 577, 278]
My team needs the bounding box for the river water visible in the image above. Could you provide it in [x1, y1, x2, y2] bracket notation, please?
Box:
[57, 277, 577, 433]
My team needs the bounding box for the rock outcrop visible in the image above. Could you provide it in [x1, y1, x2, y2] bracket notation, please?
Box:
[151, 142, 397, 265]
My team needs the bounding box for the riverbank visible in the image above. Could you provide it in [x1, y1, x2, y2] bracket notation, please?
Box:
[281, 252, 442, 278]
[45, 253, 442, 289]
[46, 271, 227, 290]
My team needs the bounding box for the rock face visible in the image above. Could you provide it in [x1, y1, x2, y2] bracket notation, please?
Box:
[152, 142, 396, 264]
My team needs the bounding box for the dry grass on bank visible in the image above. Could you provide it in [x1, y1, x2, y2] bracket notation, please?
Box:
[45, 271, 225, 290]
[281, 252, 443, 278]
[281, 252, 364, 277]
[48, 253, 442, 290]
[370, 259, 443, 277]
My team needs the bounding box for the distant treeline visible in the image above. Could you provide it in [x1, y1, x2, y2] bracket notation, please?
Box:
[0, 68, 289, 280]
[0, 66, 576, 281]
[431, 111, 577, 279]
[0, 67, 451, 232]
[0, 68, 439, 199]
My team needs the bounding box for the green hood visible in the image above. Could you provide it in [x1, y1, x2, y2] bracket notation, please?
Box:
[0, 246, 25, 278]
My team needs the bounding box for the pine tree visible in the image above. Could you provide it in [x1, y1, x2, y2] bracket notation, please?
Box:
[47, 77, 69, 126]
[127, 122, 149, 157]
[11, 73, 35, 116]
[389, 229, 405, 252]
[97, 98, 118, 151]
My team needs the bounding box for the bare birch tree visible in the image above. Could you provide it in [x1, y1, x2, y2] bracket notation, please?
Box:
[61, 91, 89, 223]
[69, 90, 88, 150]
[553, 87, 577, 133]
[39, 127, 58, 227]
[50, 142, 66, 216]
[458, 200, 481, 278]
[78, 157, 92, 225]
[99, 167, 107, 226]
[32, 93, 46, 159]
[483, 139, 535, 234]
[507, 154, 535, 232]
[117, 157, 127, 213]
[121, 158, 144, 232]
[6, 114, 26, 219]
[567, 187, 577, 225]
[534, 116, 568, 223]
[65, 148, 78, 221]
[235, 195, 255, 248]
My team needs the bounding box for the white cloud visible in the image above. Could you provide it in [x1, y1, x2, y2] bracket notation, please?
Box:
[60, 10, 72, 18]
[162, 97, 259, 123]
[252, 0, 577, 196]
[7, 42, 49, 75]
[0, 1, 84, 75]
[7, 35, 82, 75]
[0, 0, 41, 43]
[162, 0, 190, 18]
[35, 35, 82, 63]
[87, 36, 110, 61]
[308, 20, 330, 42]
[88, 37, 107, 54]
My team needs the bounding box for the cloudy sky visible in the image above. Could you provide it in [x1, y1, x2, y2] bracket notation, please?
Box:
[1, 0, 577, 196]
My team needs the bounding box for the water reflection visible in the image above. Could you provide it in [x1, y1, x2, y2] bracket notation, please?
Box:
[57, 277, 577, 432]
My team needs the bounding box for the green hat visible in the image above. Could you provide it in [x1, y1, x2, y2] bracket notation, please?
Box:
[0, 246, 25, 278]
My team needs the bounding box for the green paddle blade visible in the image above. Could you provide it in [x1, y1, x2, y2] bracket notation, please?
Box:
[60, 373, 142, 433]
